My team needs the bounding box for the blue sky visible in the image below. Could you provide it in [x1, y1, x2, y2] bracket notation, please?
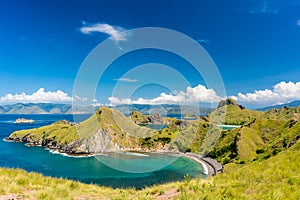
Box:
[0, 0, 300, 108]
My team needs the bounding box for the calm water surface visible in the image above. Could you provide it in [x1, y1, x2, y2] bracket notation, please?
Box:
[0, 114, 205, 189]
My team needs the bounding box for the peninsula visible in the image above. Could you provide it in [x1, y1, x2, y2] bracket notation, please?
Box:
[5, 98, 300, 173]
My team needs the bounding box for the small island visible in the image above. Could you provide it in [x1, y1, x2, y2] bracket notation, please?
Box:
[15, 118, 35, 124]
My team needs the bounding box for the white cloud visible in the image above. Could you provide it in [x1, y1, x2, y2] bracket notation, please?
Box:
[74, 95, 88, 102]
[114, 78, 138, 83]
[108, 84, 222, 106]
[0, 88, 73, 104]
[232, 81, 300, 105]
[297, 19, 300, 26]
[91, 102, 104, 107]
[80, 22, 128, 42]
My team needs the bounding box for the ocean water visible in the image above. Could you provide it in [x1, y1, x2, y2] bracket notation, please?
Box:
[0, 114, 205, 189]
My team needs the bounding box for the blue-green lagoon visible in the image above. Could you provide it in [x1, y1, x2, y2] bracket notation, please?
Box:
[0, 114, 205, 189]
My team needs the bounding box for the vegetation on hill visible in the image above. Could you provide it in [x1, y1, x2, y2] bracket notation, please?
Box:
[208, 106, 300, 165]
[1, 140, 299, 199]
[209, 98, 263, 125]
[7, 107, 156, 153]
[130, 110, 151, 124]
[2, 99, 300, 199]
[264, 106, 300, 120]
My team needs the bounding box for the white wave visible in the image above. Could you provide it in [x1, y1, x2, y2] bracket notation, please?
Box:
[48, 149, 108, 158]
[118, 152, 149, 157]
[2, 138, 13, 142]
[184, 155, 209, 175]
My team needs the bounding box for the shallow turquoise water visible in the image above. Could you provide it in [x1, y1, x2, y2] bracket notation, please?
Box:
[139, 123, 167, 130]
[0, 114, 205, 189]
[218, 125, 241, 131]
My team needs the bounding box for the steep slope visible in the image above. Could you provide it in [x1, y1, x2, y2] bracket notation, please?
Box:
[264, 106, 300, 120]
[208, 106, 300, 164]
[209, 98, 263, 125]
[7, 107, 156, 154]
[178, 140, 300, 199]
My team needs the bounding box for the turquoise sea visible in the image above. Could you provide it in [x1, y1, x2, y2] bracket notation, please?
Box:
[0, 114, 205, 189]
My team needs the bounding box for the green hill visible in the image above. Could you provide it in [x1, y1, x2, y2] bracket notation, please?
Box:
[208, 106, 300, 165]
[209, 98, 263, 125]
[2, 100, 300, 199]
[1, 140, 299, 199]
[7, 107, 156, 154]
[264, 106, 300, 120]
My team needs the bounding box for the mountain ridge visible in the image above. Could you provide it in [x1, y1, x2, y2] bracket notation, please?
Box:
[0, 103, 213, 115]
[256, 100, 300, 111]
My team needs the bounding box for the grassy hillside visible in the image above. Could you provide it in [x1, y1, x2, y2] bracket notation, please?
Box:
[1, 141, 299, 199]
[2, 101, 300, 199]
[8, 107, 156, 153]
[8, 120, 79, 146]
[264, 106, 300, 120]
[208, 107, 300, 164]
[209, 98, 263, 125]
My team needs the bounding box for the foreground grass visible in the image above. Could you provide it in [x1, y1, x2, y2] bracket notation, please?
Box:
[1, 141, 299, 199]
[177, 142, 300, 199]
[0, 167, 181, 199]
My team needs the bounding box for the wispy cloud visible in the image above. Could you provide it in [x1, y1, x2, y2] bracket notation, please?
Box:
[108, 84, 222, 106]
[231, 81, 300, 105]
[196, 39, 210, 44]
[0, 88, 73, 104]
[248, 0, 300, 15]
[114, 78, 138, 83]
[249, 0, 280, 14]
[80, 22, 128, 42]
[73, 95, 88, 102]
[297, 19, 300, 26]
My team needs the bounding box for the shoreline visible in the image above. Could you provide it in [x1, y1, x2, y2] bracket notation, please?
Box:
[181, 153, 210, 175]
[4, 137, 220, 176]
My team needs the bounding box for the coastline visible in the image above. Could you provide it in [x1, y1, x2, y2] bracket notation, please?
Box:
[4, 137, 221, 176]
[181, 153, 210, 175]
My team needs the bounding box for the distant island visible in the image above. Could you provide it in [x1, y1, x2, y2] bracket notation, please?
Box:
[3, 98, 300, 199]
[15, 118, 35, 123]
[1, 101, 299, 115]
[6, 98, 299, 160]
[0, 102, 212, 115]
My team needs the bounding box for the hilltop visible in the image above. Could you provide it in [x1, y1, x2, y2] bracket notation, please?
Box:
[6, 106, 215, 154]
[208, 105, 300, 165]
[7, 99, 298, 157]
[6, 107, 157, 154]
[2, 98, 300, 199]
[209, 98, 263, 125]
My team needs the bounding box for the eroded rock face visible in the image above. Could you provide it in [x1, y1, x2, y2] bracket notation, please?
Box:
[218, 98, 239, 108]
[217, 98, 245, 110]
[53, 120, 76, 126]
[149, 113, 164, 124]
[76, 129, 120, 153]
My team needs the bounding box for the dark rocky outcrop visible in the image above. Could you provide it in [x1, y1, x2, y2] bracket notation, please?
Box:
[217, 98, 244, 110]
